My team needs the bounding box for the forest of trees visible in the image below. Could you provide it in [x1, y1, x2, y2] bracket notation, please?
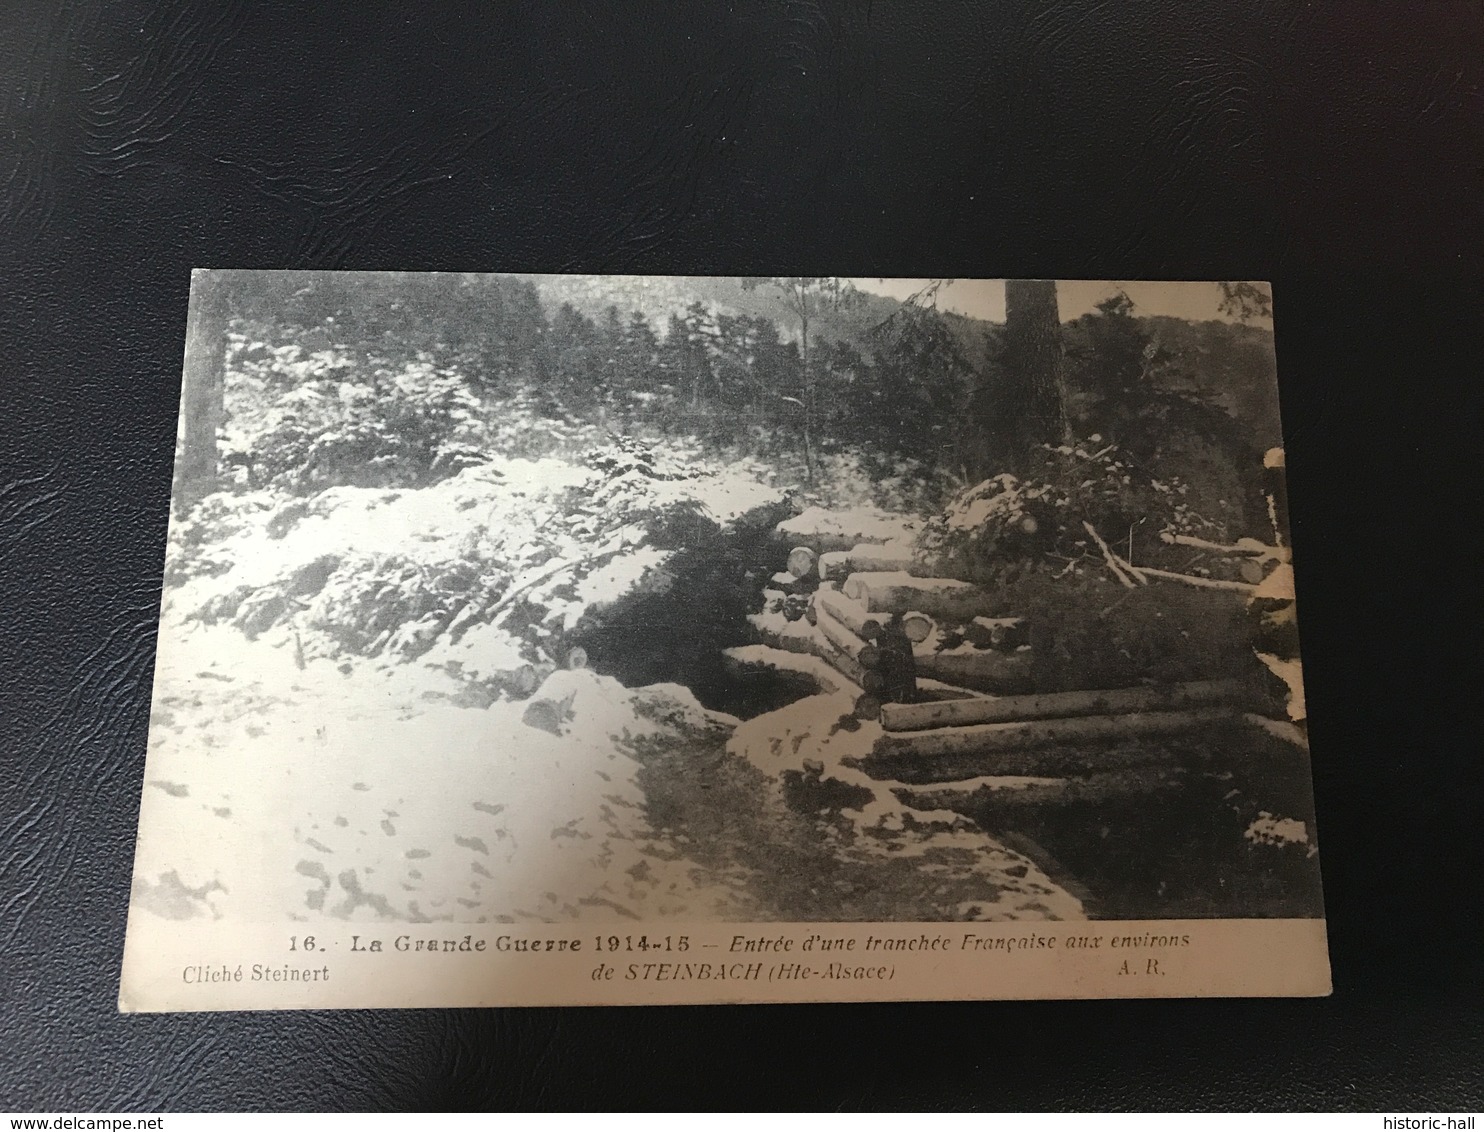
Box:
[176, 272, 1280, 546]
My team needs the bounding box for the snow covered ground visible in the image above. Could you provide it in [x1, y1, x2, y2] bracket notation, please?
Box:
[133, 444, 1083, 926]
[135, 622, 755, 922]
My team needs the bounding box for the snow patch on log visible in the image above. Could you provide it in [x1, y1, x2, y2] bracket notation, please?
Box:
[775, 507, 920, 553]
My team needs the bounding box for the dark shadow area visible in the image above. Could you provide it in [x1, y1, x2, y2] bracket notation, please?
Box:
[933, 724, 1325, 919]
[567, 498, 799, 717]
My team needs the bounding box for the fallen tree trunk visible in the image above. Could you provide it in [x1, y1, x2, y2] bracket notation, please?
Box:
[842, 571, 999, 620]
[1083, 520, 1142, 587]
[879, 677, 1254, 732]
[1137, 565, 1257, 595]
[1083, 523, 1258, 595]
[854, 742, 1185, 784]
[916, 679, 984, 702]
[1161, 531, 1288, 561]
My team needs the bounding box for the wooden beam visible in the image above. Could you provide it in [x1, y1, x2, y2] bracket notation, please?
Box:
[879, 678, 1254, 732]
[855, 708, 1242, 782]
[842, 571, 1000, 620]
[870, 706, 1241, 763]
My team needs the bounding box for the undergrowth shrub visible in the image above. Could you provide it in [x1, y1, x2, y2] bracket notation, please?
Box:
[916, 438, 1269, 691]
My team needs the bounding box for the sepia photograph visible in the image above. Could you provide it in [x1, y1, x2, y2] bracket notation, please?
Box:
[123, 272, 1324, 1003]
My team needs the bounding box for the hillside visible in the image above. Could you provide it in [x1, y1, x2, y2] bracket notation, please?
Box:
[520, 273, 928, 347]
[520, 274, 1278, 446]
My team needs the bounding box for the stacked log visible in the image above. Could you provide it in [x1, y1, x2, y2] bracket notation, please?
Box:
[818, 543, 930, 583]
[763, 519, 1039, 719]
[769, 571, 814, 598]
[760, 513, 1283, 787]
[900, 611, 935, 644]
[774, 507, 919, 553]
[813, 588, 883, 641]
[751, 594, 915, 720]
[749, 607, 869, 688]
[813, 588, 935, 651]
[814, 602, 881, 669]
[857, 707, 1244, 782]
[813, 600, 913, 720]
[911, 643, 1034, 695]
[785, 546, 818, 580]
[842, 571, 1000, 622]
[898, 767, 1186, 810]
[878, 678, 1255, 732]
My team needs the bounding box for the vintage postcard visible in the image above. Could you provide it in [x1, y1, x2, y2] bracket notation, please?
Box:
[120, 272, 1328, 1010]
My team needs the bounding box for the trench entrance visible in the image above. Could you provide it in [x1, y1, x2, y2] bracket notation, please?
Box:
[565, 500, 822, 720]
[558, 501, 1321, 920]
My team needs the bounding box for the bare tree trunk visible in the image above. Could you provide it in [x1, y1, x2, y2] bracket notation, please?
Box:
[988, 279, 1069, 472]
[174, 271, 230, 516]
[799, 312, 815, 482]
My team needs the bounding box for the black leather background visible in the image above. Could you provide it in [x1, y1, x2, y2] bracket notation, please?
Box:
[3, 0, 1481, 1111]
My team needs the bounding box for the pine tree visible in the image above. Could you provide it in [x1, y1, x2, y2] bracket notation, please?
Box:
[740, 278, 861, 480]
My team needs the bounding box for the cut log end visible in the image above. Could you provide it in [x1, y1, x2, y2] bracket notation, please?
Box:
[901, 611, 935, 644]
[786, 546, 818, 579]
